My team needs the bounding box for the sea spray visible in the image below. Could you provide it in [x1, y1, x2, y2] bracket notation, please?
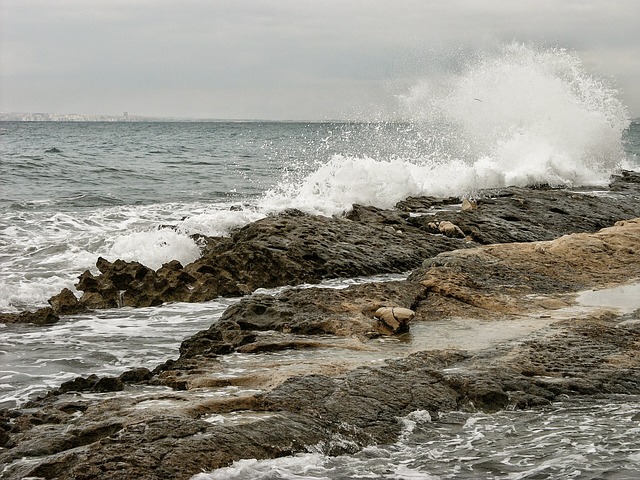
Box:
[408, 43, 630, 187]
[263, 43, 630, 216]
[107, 228, 201, 270]
[261, 154, 425, 215]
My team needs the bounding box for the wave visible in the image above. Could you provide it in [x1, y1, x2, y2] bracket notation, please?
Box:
[262, 43, 630, 216]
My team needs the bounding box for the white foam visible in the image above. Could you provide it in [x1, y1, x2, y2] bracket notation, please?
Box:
[0, 200, 263, 310]
[261, 154, 425, 215]
[106, 228, 201, 270]
[191, 454, 332, 480]
[177, 208, 266, 237]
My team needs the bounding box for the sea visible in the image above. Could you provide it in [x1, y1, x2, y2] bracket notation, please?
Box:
[1, 44, 640, 478]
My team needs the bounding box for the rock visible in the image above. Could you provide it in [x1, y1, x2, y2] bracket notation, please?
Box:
[0, 307, 59, 325]
[70, 211, 463, 310]
[176, 281, 427, 362]
[395, 196, 460, 212]
[5, 175, 640, 477]
[48, 288, 87, 315]
[438, 220, 466, 238]
[75, 257, 197, 309]
[119, 368, 153, 383]
[610, 169, 640, 191]
[56, 374, 124, 394]
[3, 218, 640, 479]
[461, 198, 477, 211]
[374, 307, 415, 333]
[405, 181, 640, 245]
[37, 171, 640, 314]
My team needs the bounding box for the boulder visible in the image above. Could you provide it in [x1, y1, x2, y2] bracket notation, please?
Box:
[374, 306, 415, 333]
[438, 220, 466, 238]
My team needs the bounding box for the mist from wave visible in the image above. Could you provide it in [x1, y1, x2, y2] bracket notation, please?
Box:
[262, 43, 631, 216]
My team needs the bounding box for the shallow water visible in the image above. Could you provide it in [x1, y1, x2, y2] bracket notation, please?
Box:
[577, 282, 640, 314]
[0, 299, 237, 408]
[0, 273, 408, 409]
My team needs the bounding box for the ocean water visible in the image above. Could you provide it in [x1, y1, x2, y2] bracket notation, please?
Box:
[1, 44, 640, 476]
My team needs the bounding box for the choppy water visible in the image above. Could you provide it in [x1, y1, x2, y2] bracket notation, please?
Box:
[194, 396, 640, 480]
[1, 43, 640, 477]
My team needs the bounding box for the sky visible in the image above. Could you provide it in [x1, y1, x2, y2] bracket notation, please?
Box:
[1, 0, 639, 120]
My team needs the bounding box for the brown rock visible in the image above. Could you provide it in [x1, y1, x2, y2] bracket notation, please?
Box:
[438, 220, 466, 238]
[461, 198, 477, 212]
[48, 288, 87, 315]
[374, 306, 415, 333]
[0, 307, 59, 325]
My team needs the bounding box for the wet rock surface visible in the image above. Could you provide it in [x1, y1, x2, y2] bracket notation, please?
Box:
[2, 172, 640, 478]
[0, 307, 59, 325]
[25, 170, 640, 314]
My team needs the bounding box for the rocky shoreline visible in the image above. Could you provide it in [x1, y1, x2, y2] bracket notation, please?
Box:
[1, 171, 640, 479]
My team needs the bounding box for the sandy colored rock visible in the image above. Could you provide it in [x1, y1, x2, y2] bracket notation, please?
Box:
[438, 220, 466, 238]
[374, 306, 415, 333]
[461, 198, 477, 211]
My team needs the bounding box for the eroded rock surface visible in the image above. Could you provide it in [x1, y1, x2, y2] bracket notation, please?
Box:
[2, 215, 640, 479]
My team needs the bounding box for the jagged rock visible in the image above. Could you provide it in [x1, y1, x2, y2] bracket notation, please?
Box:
[1, 170, 637, 322]
[3, 175, 640, 477]
[70, 211, 462, 310]
[35, 171, 635, 313]
[48, 288, 87, 315]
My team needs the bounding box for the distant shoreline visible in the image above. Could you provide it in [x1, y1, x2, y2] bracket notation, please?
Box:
[0, 113, 352, 123]
[2, 113, 638, 124]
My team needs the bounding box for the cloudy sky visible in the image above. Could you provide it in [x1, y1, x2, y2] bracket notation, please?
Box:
[1, 0, 639, 120]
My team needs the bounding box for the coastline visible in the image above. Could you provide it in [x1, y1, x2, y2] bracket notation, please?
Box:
[1, 171, 640, 479]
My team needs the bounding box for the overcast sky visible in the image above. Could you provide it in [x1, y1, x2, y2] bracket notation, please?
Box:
[1, 0, 639, 120]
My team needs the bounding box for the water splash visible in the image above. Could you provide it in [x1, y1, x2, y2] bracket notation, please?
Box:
[264, 43, 630, 216]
